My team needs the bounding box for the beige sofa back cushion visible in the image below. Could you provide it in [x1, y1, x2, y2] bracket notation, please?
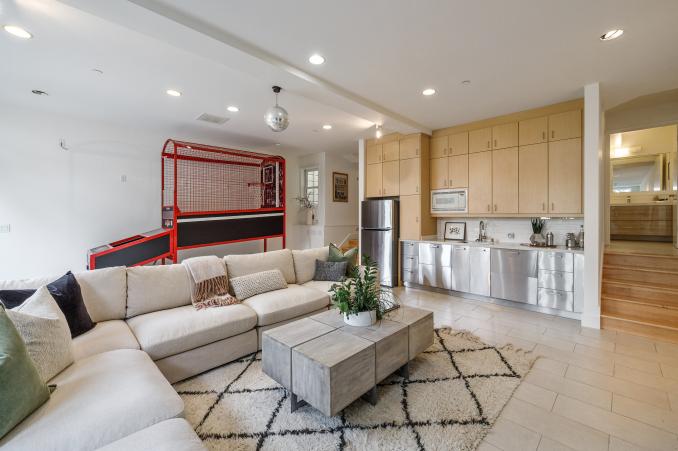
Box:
[292, 247, 329, 284]
[0, 267, 127, 322]
[224, 249, 296, 284]
[126, 264, 192, 318]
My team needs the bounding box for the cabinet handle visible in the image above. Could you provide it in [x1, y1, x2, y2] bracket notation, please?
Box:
[416, 216, 419, 223]
[444, 179, 448, 186]
[487, 204, 490, 212]
[542, 131, 546, 140]
[494, 139, 497, 147]
[449, 179, 453, 186]
[487, 140, 490, 149]
[416, 185, 419, 193]
[416, 148, 420, 156]
[542, 202, 545, 211]
[494, 204, 497, 212]
[551, 202, 555, 210]
[444, 148, 448, 155]
[551, 130, 555, 139]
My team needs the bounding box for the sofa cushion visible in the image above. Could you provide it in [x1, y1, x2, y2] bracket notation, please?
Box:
[98, 419, 206, 451]
[126, 264, 192, 318]
[230, 269, 287, 301]
[243, 284, 330, 326]
[72, 320, 139, 361]
[302, 280, 338, 294]
[126, 304, 257, 360]
[225, 249, 296, 284]
[292, 247, 329, 284]
[313, 260, 348, 282]
[0, 349, 184, 451]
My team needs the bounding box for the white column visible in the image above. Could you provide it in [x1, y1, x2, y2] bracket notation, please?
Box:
[358, 139, 366, 259]
[583, 83, 603, 329]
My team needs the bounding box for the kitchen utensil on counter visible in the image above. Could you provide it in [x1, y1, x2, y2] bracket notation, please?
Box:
[565, 233, 576, 249]
[577, 225, 584, 249]
[546, 232, 554, 247]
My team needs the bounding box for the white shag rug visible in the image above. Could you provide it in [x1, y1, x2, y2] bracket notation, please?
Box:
[175, 328, 535, 451]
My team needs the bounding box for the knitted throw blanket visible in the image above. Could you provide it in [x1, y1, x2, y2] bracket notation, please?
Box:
[182, 256, 238, 310]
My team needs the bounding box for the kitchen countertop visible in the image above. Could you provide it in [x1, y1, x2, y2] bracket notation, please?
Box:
[400, 238, 585, 255]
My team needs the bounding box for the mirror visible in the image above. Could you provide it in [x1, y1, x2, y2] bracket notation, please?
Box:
[611, 154, 663, 193]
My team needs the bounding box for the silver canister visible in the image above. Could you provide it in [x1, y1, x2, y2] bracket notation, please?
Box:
[546, 232, 554, 247]
[566, 233, 576, 249]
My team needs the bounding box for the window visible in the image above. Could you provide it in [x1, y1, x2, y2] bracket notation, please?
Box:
[304, 168, 319, 205]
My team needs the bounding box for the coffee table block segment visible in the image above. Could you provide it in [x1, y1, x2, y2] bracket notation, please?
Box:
[292, 330, 375, 417]
[262, 318, 335, 390]
[385, 307, 434, 359]
[308, 308, 346, 329]
[341, 320, 408, 382]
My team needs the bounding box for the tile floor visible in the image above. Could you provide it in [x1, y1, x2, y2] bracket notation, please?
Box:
[393, 286, 678, 451]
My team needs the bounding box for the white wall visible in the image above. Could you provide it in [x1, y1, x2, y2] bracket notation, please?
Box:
[323, 152, 359, 246]
[0, 105, 292, 279]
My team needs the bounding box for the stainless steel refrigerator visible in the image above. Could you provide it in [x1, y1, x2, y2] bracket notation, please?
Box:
[361, 199, 399, 287]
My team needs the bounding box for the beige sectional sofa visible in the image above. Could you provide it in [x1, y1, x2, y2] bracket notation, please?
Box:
[0, 247, 336, 451]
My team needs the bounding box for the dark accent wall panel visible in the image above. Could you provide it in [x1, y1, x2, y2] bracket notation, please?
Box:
[93, 234, 170, 268]
[177, 215, 283, 247]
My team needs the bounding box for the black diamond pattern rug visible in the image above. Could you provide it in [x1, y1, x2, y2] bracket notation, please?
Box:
[174, 328, 535, 451]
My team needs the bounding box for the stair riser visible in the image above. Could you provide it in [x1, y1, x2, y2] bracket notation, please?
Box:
[603, 266, 678, 287]
[605, 253, 678, 271]
[602, 299, 678, 329]
[602, 283, 678, 307]
[601, 316, 678, 344]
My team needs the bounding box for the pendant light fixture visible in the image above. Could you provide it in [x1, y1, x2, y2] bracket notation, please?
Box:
[264, 86, 289, 132]
[375, 124, 383, 139]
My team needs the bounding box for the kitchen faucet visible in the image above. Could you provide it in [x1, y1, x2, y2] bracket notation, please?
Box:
[477, 220, 487, 242]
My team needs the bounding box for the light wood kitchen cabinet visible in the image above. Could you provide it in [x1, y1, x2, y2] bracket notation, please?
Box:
[382, 141, 400, 162]
[519, 116, 548, 146]
[492, 148, 518, 213]
[399, 136, 421, 159]
[399, 195, 421, 240]
[366, 144, 382, 165]
[469, 128, 492, 154]
[430, 157, 448, 189]
[400, 158, 421, 195]
[430, 136, 448, 159]
[549, 138, 582, 214]
[492, 123, 518, 150]
[365, 163, 382, 197]
[382, 160, 399, 196]
[449, 132, 469, 155]
[518, 143, 548, 213]
[449, 154, 468, 188]
[468, 151, 493, 214]
[549, 110, 581, 141]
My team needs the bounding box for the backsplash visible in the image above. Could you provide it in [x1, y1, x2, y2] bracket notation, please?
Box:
[435, 218, 584, 246]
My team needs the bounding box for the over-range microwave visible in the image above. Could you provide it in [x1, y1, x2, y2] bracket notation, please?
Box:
[431, 188, 468, 214]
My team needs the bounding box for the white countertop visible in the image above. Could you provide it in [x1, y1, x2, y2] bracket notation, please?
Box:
[401, 239, 585, 255]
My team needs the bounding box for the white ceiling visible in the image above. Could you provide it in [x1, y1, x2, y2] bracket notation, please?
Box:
[2, 0, 678, 156]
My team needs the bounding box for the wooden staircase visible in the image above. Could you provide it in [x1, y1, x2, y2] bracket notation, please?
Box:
[601, 250, 678, 343]
[339, 239, 359, 253]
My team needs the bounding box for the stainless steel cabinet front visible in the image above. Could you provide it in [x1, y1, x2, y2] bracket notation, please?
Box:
[469, 247, 491, 296]
[402, 241, 418, 257]
[419, 243, 438, 265]
[418, 263, 438, 287]
[538, 269, 574, 291]
[538, 251, 574, 272]
[402, 268, 418, 284]
[402, 255, 418, 270]
[538, 288, 574, 311]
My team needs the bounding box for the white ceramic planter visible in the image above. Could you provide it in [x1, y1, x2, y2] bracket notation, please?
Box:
[343, 310, 377, 327]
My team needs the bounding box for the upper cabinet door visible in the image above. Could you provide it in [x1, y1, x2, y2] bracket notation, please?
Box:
[366, 144, 383, 165]
[491, 148, 519, 213]
[518, 143, 548, 214]
[449, 154, 469, 188]
[382, 141, 400, 162]
[468, 151, 493, 214]
[365, 163, 382, 198]
[492, 123, 518, 150]
[430, 157, 448, 189]
[449, 132, 469, 155]
[399, 158, 421, 195]
[430, 136, 448, 159]
[381, 160, 400, 196]
[519, 116, 548, 146]
[549, 110, 581, 141]
[549, 138, 582, 214]
[399, 136, 421, 159]
[469, 128, 492, 154]
[399, 194, 421, 240]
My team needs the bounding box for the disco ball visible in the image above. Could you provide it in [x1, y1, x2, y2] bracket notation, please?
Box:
[264, 104, 289, 132]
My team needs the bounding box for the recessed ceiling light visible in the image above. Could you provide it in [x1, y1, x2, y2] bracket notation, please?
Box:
[600, 29, 624, 41]
[3, 25, 32, 39]
[227, 106, 239, 112]
[31, 89, 48, 96]
[422, 88, 436, 96]
[461, 80, 471, 85]
[309, 54, 325, 65]
[91, 68, 104, 75]
[166, 89, 182, 97]
[375, 124, 383, 139]
[322, 124, 332, 130]
[275, 143, 281, 146]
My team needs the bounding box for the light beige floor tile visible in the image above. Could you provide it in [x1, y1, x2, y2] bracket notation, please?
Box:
[565, 365, 670, 409]
[534, 344, 614, 376]
[615, 343, 678, 368]
[661, 363, 678, 380]
[537, 436, 576, 451]
[656, 342, 678, 358]
[608, 436, 652, 451]
[513, 381, 557, 411]
[670, 392, 678, 411]
[454, 316, 511, 334]
[501, 398, 609, 451]
[615, 364, 678, 394]
[580, 326, 617, 340]
[525, 368, 612, 410]
[473, 327, 538, 351]
[484, 417, 541, 451]
[613, 332, 658, 352]
[612, 394, 678, 434]
[543, 328, 616, 352]
[477, 440, 503, 451]
[552, 395, 678, 450]
[574, 343, 662, 375]
[532, 358, 568, 377]
[508, 329, 575, 352]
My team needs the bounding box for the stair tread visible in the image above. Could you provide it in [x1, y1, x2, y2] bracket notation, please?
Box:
[602, 276, 678, 291]
[602, 295, 678, 309]
[603, 264, 678, 275]
[600, 314, 678, 332]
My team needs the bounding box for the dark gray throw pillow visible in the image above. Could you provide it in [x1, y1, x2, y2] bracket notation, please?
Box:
[313, 260, 348, 282]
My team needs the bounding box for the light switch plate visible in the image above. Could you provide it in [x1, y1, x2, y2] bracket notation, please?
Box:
[0, 224, 10, 233]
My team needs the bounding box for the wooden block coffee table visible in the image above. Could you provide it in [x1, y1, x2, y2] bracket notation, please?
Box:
[261, 307, 433, 417]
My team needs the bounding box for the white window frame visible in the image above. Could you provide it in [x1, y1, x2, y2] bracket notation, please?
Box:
[302, 167, 320, 207]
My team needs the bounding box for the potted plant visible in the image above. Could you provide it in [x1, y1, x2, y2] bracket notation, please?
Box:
[329, 256, 387, 327]
[295, 195, 315, 225]
[530, 218, 546, 244]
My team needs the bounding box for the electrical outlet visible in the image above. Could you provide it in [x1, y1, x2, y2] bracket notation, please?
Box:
[120, 175, 127, 183]
[0, 224, 10, 233]
[507, 232, 515, 239]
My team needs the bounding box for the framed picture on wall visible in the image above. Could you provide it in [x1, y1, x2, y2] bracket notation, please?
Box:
[333, 172, 349, 202]
[444, 222, 466, 241]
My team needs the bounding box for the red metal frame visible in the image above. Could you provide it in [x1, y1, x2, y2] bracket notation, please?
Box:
[162, 139, 286, 262]
[88, 229, 172, 270]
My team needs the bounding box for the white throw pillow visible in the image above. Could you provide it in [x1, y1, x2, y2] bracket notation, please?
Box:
[230, 269, 288, 301]
[8, 286, 74, 382]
